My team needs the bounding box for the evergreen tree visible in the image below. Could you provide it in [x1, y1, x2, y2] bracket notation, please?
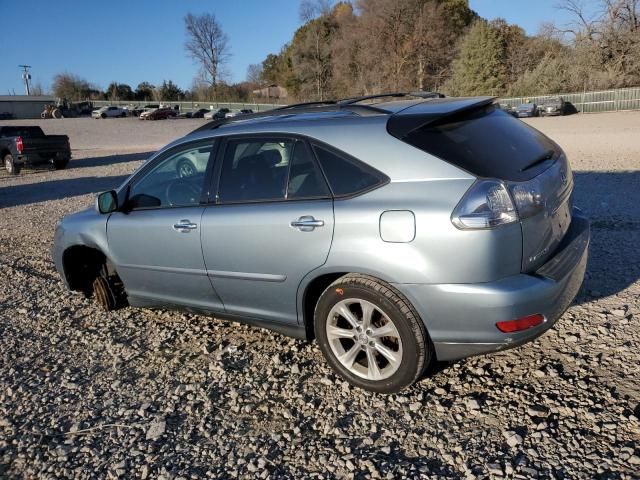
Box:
[445, 20, 509, 96]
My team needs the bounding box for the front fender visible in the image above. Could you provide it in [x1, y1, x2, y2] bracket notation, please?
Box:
[52, 208, 111, 286]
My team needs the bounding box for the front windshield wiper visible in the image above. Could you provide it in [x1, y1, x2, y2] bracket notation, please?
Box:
[520, 149, 555, 172]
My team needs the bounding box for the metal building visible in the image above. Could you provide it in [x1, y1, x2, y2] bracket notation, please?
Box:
[0, 95, 56, 119]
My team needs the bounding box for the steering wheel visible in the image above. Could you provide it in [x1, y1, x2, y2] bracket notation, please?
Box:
[166, 180, 201, 206]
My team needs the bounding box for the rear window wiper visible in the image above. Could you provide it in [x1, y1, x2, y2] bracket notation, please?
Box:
[520, 149, 555, 172]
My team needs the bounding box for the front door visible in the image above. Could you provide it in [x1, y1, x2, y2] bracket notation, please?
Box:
[201, 136, 334, 325]
[107, 140, 224, 311]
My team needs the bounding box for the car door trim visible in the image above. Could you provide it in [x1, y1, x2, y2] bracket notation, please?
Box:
[206, 269, 287, 282]
[119, 263, 209, 277]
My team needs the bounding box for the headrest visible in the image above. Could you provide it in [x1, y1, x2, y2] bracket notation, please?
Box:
[259, 149, 282, 167]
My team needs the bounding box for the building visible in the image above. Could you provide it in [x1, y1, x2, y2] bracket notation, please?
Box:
[251, 85, 288, 100]
[0, 95, 57, 119]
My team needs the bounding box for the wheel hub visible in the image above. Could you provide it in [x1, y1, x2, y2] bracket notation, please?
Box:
[326, 298, 403, 381]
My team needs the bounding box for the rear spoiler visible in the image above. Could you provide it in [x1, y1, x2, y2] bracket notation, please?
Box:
[387, 96, 496, 139]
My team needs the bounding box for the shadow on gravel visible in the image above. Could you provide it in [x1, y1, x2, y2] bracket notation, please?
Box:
[0, 174, 129, 208]
[71, 151, 154, 169]
[572, 170, 640, 302]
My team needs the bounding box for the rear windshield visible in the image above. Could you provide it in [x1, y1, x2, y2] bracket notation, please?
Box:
[402, 104, 558, 181]
[0, 126, 45, 138]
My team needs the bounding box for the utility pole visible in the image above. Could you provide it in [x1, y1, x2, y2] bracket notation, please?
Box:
[19, 65, 32, 95]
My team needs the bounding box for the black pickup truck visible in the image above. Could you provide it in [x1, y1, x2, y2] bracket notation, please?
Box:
[0, 126, 71, 175]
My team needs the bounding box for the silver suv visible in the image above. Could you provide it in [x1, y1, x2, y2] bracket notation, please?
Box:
[52, 93, 590, 393]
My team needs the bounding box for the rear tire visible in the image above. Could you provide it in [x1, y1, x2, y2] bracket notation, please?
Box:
[4, 153, 21, 175]
[53, 158, 69, 170]
[314, 273, 432, 393]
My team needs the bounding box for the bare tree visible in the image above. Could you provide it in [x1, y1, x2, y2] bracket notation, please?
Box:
[246, 64, 263, 84]
[184, 13, 231, 95]
[298, 0, 333, 100]
[555, 0, 600, 39]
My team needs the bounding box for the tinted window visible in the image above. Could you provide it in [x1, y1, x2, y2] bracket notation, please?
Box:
[403, 105, 558, 181]
[0, 126, 45, 138]
[287, 142, 329, 199]
[218, 139, 292, 203]
[128, 142, 214, 209]
[312, 145, 383, 197]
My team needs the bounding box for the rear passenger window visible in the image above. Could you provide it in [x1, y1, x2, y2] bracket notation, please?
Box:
[218, 138, 292, 203]
[312, 145, 385, 197]
[287, 142, 330, 199]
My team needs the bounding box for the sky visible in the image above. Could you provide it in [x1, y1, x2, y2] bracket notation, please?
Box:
[0, 0, 578, 95]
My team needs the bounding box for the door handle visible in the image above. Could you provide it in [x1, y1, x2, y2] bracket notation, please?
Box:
[173, 219, 198, 232]
[291, 216, 324, 231]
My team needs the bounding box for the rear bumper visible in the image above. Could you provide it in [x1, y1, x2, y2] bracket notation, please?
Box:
[394, 210, 590, 361]
[17, 151, 71, 166]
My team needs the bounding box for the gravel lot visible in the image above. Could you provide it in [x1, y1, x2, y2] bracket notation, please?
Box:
[0, 113, 639, 479]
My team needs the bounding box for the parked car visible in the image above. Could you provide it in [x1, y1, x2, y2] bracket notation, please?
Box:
[498, 103, 517, 116]
[225, 109, 254, 118]
[52, 94, 589, 393]
[1, 125, 71, 174]
[515, 103, 538, 118]
[127, 105, 145, 117]
[539, 96, 566, 117]
[92, 106, 127, 119]
[178, 108, 211, 119]
[192, 108, 211, 118]
[139, 108, 176, 120]
[203, 108, 230, 120]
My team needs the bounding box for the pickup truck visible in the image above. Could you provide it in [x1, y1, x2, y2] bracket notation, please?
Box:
[0, 126, 71, 175]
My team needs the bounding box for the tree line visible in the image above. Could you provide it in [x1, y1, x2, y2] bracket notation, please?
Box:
[50, 74, 258, 103]
[256, 0, 640, 100]
[50, 0, 639, 103]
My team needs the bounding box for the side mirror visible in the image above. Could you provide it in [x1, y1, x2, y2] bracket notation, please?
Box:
[96, 190, 118, 214]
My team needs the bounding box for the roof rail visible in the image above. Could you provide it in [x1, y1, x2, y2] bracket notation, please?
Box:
[338, 91, 445, 105]
[273, 100, 337, 110]
[190, 103, 387, 134]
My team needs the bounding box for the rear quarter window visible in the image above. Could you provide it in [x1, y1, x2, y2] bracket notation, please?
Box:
[312, 144, 387, 197]
[400, 104, 559, 182]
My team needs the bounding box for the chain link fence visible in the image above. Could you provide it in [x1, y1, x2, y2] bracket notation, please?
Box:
[498, 86, 640, 113]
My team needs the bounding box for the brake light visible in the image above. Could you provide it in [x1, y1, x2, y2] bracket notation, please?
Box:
[496, 314, 544, 333]
[16, 136, 23, 154]
[451, 179, 518, 229]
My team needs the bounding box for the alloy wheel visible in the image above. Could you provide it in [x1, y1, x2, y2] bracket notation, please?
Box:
[325, 298, 403, 381]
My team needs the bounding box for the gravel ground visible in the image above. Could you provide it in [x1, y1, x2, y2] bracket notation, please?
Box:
[0, 113, 639, 479]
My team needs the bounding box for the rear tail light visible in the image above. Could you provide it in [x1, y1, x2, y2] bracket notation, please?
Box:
[451, 180, 518, 229]
[509, 178, 544, 219]
[16, 136, 23, 154]
[496, 314, 544, 333]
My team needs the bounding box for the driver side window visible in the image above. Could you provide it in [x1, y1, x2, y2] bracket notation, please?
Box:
[128, 141, 215, 210]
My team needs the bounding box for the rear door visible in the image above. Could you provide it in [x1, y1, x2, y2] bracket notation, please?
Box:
[200, 136, 334, 325]
[107, 139, 224, 310]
